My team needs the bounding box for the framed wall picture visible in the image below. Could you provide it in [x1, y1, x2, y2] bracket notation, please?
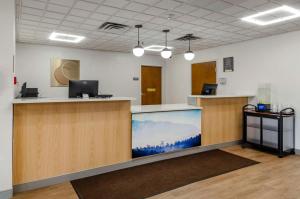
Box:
[223, 57, 234, 72]
[51, 58, 80, 87]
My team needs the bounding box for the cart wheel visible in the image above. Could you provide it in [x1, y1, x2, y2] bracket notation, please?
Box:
[290, 150, 295, 155]
[278, 155, 283, 158]
[241, 144, 246, 149]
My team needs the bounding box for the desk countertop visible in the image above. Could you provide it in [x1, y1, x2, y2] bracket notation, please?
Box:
[13, 97, 135, 104]
[131, 103, 202, 113]
[189, 94, 255, 99]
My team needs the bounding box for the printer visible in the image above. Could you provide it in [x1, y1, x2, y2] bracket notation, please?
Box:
[20, 82, 39, 98]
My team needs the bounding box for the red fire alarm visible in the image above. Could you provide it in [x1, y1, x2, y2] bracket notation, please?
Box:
[13, 73, 17, 85]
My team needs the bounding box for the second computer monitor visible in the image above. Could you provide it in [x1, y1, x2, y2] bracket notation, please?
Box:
[201, 83, 218, 95]
[69, 80, 98, 98]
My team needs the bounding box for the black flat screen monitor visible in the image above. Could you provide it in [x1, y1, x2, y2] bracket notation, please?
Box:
[201, 83, 218, 95]
[69, 80, 98, 98]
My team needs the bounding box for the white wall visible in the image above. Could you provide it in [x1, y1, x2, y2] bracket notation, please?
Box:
[166, 30, 300, 149]
[0, 0, 14, 196]
[16, 43, 165, 104]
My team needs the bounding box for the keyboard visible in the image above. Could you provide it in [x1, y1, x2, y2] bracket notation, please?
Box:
[95, 94, 113, 98]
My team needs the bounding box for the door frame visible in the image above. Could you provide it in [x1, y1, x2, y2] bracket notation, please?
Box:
[140, 65, 162, 105]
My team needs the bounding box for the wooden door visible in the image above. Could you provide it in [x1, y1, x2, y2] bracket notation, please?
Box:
[192, 61, 216, 95]
[141, 66, 162, 105]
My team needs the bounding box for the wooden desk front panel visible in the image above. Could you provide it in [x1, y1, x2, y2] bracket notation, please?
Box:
[13, 101, 131, 185]
[196, 97, 248, 146]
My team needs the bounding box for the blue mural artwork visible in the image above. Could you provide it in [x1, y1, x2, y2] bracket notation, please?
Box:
[132, 110, 201, 158]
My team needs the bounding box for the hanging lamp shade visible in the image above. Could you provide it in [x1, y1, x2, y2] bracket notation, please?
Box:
[184, 50, 195, 61]
[184, 36, 195, 61]
[161, 29, 172, 59]
[133, 25, 144, 57]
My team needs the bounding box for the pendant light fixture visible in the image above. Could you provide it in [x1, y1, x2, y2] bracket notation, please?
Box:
[132, 24, 144, 57]
[161, 29, 172, 59]
[184, 34, 195, 61]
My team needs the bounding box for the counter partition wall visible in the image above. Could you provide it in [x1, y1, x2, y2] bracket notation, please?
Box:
[131, 104, 202, 158]
[12, 95, 253, 189]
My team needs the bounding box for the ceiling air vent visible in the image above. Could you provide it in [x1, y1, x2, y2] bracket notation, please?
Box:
[176, 34, 201, 41]
[98, 22, 130, 34]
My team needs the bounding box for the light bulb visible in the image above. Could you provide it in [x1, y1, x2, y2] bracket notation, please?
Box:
[132, 45, 144, 57]
[184, 51, 195, 61]
[161, 48, 172, 59]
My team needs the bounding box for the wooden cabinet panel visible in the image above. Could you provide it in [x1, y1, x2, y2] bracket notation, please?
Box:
[13, 101, 131, 185]
[196, 97, 248, 146]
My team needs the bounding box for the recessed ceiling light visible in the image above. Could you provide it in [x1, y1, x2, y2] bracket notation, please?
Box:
[241, 5, 300, 26]
[49, 32, 85, 43]
[144, 45, 174, 52]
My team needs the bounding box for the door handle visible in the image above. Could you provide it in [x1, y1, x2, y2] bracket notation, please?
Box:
[147, 88, 156, 92]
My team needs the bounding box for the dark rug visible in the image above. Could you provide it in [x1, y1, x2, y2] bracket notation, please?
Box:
[71, 149, 258, 199]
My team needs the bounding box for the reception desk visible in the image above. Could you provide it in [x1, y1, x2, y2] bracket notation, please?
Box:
[189, 95, 254, 146]
[12, 95, 253, 187]
[13, 97, 134, 185]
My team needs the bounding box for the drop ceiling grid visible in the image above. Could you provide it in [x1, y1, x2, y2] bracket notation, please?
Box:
[16, 0, 300, 54]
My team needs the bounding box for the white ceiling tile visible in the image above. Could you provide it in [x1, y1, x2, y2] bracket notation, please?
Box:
[85, 19, 103, 26]
[41, 18, 61, 25]
[132, 0, 160, 5]
[221, 5, 248, 15]
[80, 24, 98, 30]
[44, 12, 65, 20]
[22, 0, 46, 9]
[22, 7, 44, 16]
[103, 0, 129, 8]
[125, 2, 148, 12]
[70, 9, 91, 17]
[155, 0, 182, 9]
[224, 0, 248, 4]
[21, 14, 41, 21]
[204, 1, 233, 12]
[189, 8, 212, 17]
[74, 1, 98, 11]
[176, 15, 197, 23]
[239, 0, 269, 9]
[254, 2, 281, 11]
[90, 13, 110, 20]
[134, 13, 154, 21]
[108, 16, 128, 23]
[203, 13, 227, 21]
[144, 7, 167, 15]
[115, 10, 138, 19]
[20, 19, 39, 26]
[47, 4, 70, 14]
[49, 0, 75, 7]
[66, 15, 85, 23]
[151, 17, 170, 25]
[96, 5, 119, 15]
[62, 20, 80, 28]
[173, 4, 198, 14]
[85, 0, 105, 3]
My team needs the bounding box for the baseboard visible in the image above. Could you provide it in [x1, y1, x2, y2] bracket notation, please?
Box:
[0, 189, 13, 199]
[13, 140, 241, 193]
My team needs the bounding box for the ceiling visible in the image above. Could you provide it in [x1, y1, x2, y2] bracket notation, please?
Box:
[16, 0, 300, 54]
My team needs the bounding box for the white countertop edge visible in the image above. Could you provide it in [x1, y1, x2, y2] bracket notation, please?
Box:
[189, 94, 255, 98]
[131, 104, 202, 114]
[13, 97, 136, 104]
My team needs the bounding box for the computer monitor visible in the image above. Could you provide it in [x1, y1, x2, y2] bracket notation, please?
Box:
[69, 80, 98, 98]
[201, 83, 218, 95]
